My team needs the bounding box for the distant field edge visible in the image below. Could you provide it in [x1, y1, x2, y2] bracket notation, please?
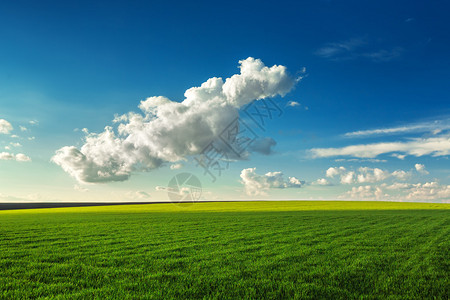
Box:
[0, 201, 156, 211]
[0, 200, 448, 214]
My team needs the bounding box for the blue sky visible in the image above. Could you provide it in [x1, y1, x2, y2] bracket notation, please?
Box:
[1, 0, 449, 202]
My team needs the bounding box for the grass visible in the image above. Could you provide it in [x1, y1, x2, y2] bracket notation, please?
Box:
[0, 201, 448, 299]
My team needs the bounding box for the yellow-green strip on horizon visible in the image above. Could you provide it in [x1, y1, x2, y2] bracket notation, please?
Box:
[0, 200, 448, 215]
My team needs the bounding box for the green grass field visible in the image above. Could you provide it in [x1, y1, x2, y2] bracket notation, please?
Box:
[0, 201, 448, 299]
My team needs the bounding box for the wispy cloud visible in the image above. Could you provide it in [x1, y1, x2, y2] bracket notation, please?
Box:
[335, 158, 387, 163]
[361, 47, 402, 62]
[0, 193, 50, 202]
[125, 191, 151, 200]
[9, 142, 21, 148]
[314, 38, 366, 59]
[315, 37, 402, 62]
[74, 184, 89, 192]
[344, 118, 450, 138]
[311, 135, 450, 158]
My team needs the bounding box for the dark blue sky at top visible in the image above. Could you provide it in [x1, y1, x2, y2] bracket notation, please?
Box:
[1, 0, 449, 149]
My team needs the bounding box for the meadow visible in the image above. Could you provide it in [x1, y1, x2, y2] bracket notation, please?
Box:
[0, 201, 448, 299]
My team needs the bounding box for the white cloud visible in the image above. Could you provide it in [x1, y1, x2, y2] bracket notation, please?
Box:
[391, 170, 410, 181]
[344, 119, 450, 138]
[15, 153, 31, 162]
[326, 166, 346, 178]
[0, 119, 13, 134]
[325, 166, 411, 184]
[286, 101, 308, 110]
[385, 182, 413, 190]
[340, 185, 386, 200]
[288, 176, 303, 186]
[52, 131, 132, 183]
[240, 168, 303, 196]
[0, 152, 14, 160]
[357, 167, 389, 183]
[335, 158, 387, 163]
[170, 163, 183, 170]
[221, 57, 296, 107]
[405, 182, 450, 201]
[0, 152, 31, 162]
[19, 126, 27, 132]
[313, 178, 332, 186]
[391, 153, 406, 160]
[52, 58, 297, 183]
[287, 101, 300, 107]
[325, 166, 354, 184]
[340, 171, 355, 184]
[340, 181, 450, 202]
[310, 135, 450, 158]
[10, 142, 21, 147]
[385, 181, 450, 202]
[415, 163, 429, 175]
[29, 120, 39, 125]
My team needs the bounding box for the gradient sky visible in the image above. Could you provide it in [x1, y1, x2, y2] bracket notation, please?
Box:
[1, 0, 449, 203]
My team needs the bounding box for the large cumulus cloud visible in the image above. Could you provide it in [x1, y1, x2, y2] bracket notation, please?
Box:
[52, 58, 296, 183]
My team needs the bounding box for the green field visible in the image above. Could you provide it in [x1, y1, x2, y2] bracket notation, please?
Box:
[0, 201, 448, 299]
